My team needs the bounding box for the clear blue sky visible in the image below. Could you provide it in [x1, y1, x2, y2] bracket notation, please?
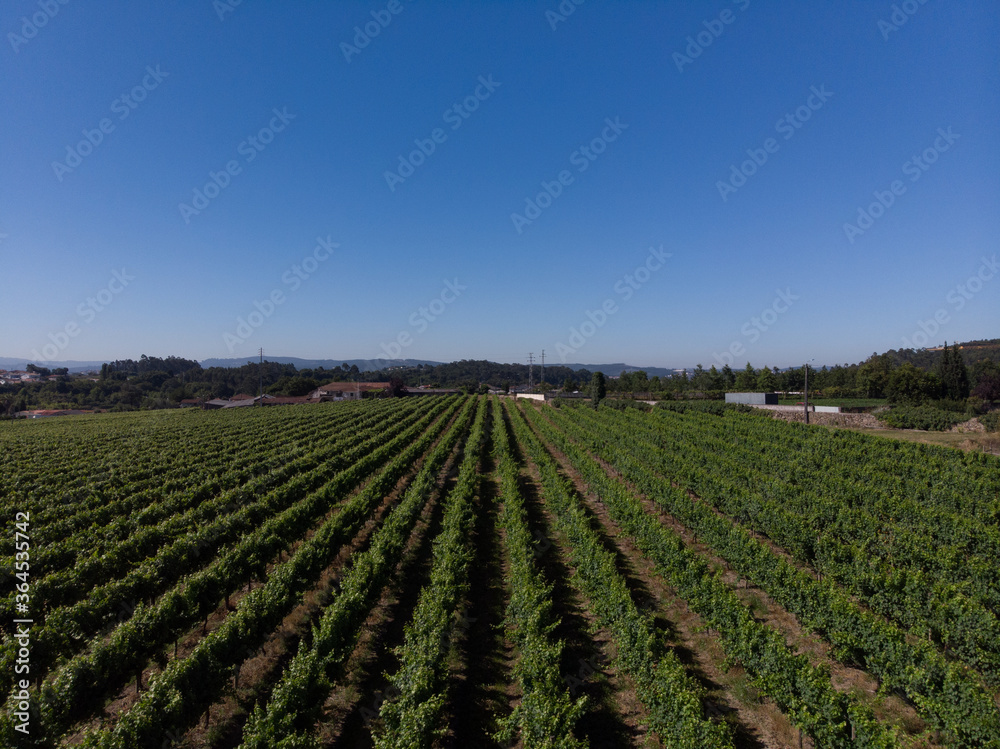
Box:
[3, 0, 998, 370]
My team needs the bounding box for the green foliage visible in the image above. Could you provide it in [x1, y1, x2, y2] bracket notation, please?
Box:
[2, 398, 461, 747]
[511, 402, 735, 748]
[937, 342, 970, 400]
[885, 362, 941, 404]
[734, 362, 756, 390]
[879, 405, 965, 431]
[756, 365, 779, 391]
[7, 362, 1000, 748]
[589, 371, 606, 406]
[491, 399, 586, 748]
[979, 412, 1000, 432]
[546, 404, 1000, 747]
[600, 398, 652, 412]
[373, 398, 490, 747]
[856, 352, 894, 398]
[655, 401, 759, 416]
[239, 398, 478, 747]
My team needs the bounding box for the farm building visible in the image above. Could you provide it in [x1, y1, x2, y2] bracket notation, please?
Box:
[725, 392, 779, 405]
[16, 409, 91, 418]
[312, 382, 391, 400]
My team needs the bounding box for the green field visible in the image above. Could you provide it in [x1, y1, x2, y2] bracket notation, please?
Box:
[2, 397, 998, 748]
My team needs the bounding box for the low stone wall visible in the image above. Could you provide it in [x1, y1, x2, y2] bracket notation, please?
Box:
[750, 403, 840, 414]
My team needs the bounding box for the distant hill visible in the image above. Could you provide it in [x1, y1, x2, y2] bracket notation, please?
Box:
[199, 357, 679, 377]
[883, 338, 1000, 368]
[0, 357, 105, 373]
[562, 363, 680, 378]
[4, 338, 996, 379]
[198, 356, 444, 371]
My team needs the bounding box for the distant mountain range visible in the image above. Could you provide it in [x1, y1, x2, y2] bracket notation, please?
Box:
[561, 363, 681, 377]
[0, 357, 107, 373]
[198, 356, 444, 371]
[4, 339, 996, 377]
[0, 355, 679, 376]
[0, 356, 444, 373]
[200, 358, 682, 377]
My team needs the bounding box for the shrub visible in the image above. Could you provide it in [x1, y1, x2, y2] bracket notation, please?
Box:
[655, 401, 755, 416]
[979, 412, 1000, 432]
[879, 405, 964, 431]
[602, 399, 652, 412]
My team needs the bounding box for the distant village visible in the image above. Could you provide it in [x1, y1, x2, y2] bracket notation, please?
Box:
[2, 371, 460, 419]
[0, 368, 67, 386]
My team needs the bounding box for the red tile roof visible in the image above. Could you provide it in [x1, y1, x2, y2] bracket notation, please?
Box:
[319, 381, 390, 392]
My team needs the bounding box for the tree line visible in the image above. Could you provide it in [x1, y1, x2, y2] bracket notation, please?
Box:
[2, 342, 998, 414]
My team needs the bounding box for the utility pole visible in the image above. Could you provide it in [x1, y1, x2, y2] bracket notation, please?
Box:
[527, 352, 534, 392]
[258, 348, 263, 406]
[540, 349, 545, 389]
[803, 358, 814, 424]
[803, 362, 808, 424]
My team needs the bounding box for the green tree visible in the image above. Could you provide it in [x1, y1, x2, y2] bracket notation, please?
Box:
[756, 366, 778, 392]
[720, 363, 735, 389]
[562, 377, 575, 392]
[674, 369, 689, 391]
[590, 371, 606, 407]
[856, 352, 893, 398]
[707, 365, 724, 391]
[971, 360, 1000, 402]
[886, 362, 938, 404]
[631, 370, 648, 392]
[735, 363, 756, 390]
[938, 342, 970, 399]
[691, 364, 711, 391]
[386, 376, 408, 398]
